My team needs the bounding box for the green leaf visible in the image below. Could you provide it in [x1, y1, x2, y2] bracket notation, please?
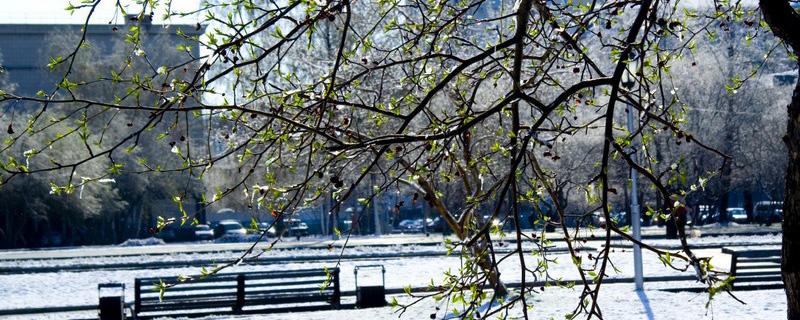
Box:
[47, 56, 63, 71]
[250, 217, 259, 231]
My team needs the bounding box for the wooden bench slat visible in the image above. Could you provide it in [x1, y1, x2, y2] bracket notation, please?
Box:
[246, 286, 333, 297]
[137, 274, 239, 285]
[139, 295, 238, 306]
[736, 262, 781, 270]
[739, 257, 781, 264]
[244, 272, 331, 281]
[141, 286, 332, 302]
[139, 296, 237, 306]
[245, 278, 332, 288]
[140, 283, 239, 294]
[245, 294, 334, 305]
[138, 295, 332, 312]
[732, 275, 782, 283]
[140, 291, 237, 302]
[136, 268, 330, 283]
[140, 281, 332, 298]
[138, 300, 237, 312]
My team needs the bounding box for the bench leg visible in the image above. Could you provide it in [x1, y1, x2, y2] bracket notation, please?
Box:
[332, 269, 341, 308]
[234, 274, 245, 313]
[730, 253, 738, 290]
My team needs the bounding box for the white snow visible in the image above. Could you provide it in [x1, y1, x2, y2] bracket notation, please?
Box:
[3, 286, 785, 320]
[117, 237, 167, 247]
[0, 233, 784, 319]
[0, 251, 724, 310]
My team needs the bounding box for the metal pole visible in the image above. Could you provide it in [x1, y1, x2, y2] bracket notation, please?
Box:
[331, 192, 339, 240]
[626, 102, 644, 291]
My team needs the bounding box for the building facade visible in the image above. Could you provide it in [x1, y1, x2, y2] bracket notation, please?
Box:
[0, 15, 203, 96]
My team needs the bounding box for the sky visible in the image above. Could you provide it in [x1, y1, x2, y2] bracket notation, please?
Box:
[0, 0, 199, 24]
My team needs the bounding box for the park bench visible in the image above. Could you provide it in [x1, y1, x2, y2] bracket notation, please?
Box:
[723, 246, 782, 290]
[133, 268, 340, 319]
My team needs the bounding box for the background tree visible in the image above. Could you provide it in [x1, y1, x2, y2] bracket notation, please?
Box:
[0, 23, 206, 246]
[0, 0, 789, 318]
[664, 19, 792, 224]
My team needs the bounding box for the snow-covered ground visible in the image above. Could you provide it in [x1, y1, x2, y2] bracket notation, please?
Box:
[0, 249, 722, 310]
[189, 286, 787, 320]
[613, 233, 781, 248]
[3, 285, 785, 320]
[0, 233, 782, 319]
[0, 244, 444, 269]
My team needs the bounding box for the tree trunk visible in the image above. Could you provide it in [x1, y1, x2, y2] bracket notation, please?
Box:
[744, 190, 754, 223]
[719, 191, 730, 225]
[782, 69, 800, 320]
[472, 237, 508, 296]
[759, 1, 800, 318]
[2, 206, 8, 248]
[470, 214, 508, 297]
[133, 199, 143, 238]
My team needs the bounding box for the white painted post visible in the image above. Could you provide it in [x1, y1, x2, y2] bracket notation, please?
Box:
[622, 50, 643, 291]
[627, 103, 644, 291]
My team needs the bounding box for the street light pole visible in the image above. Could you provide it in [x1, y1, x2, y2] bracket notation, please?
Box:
[621, 51, 643, 291]
[626, 103, 644, 291]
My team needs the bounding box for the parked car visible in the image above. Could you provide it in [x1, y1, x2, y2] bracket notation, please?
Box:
[193, 224, 214, 240]
[698, 205, 726, 225]
[156, 225, 178, 242]
[726, 208, 748, 223]
[398, 219, 421, 232]
[589, 211, 631, 228]
[256, 218, 310, 237]
[429, 217, 446, 232]
[285, 218, 310, 237]
[213, 220, 248, 238]
[754, 201, 783, 224]
[156, 224, 198, 242]
[590, 211, 605, 227]
[255, 222, 277, 236]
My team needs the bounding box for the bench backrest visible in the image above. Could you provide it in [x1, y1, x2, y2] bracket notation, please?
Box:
[134, 268, 340, 316]
[723, 247, 780, 287]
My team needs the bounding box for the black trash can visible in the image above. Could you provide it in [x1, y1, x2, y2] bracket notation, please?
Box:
[98, 283, 125, 320]
[354, 265, 386, 308]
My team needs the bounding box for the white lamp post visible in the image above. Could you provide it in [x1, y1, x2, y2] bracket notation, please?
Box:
[621, 49, 643, 291]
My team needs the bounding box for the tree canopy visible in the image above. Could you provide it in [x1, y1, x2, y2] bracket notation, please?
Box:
[0, 0, 797, 318]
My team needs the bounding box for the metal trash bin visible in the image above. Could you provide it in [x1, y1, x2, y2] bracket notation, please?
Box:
[98, 283, 125, 320]
[354, 265, 386, 308]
